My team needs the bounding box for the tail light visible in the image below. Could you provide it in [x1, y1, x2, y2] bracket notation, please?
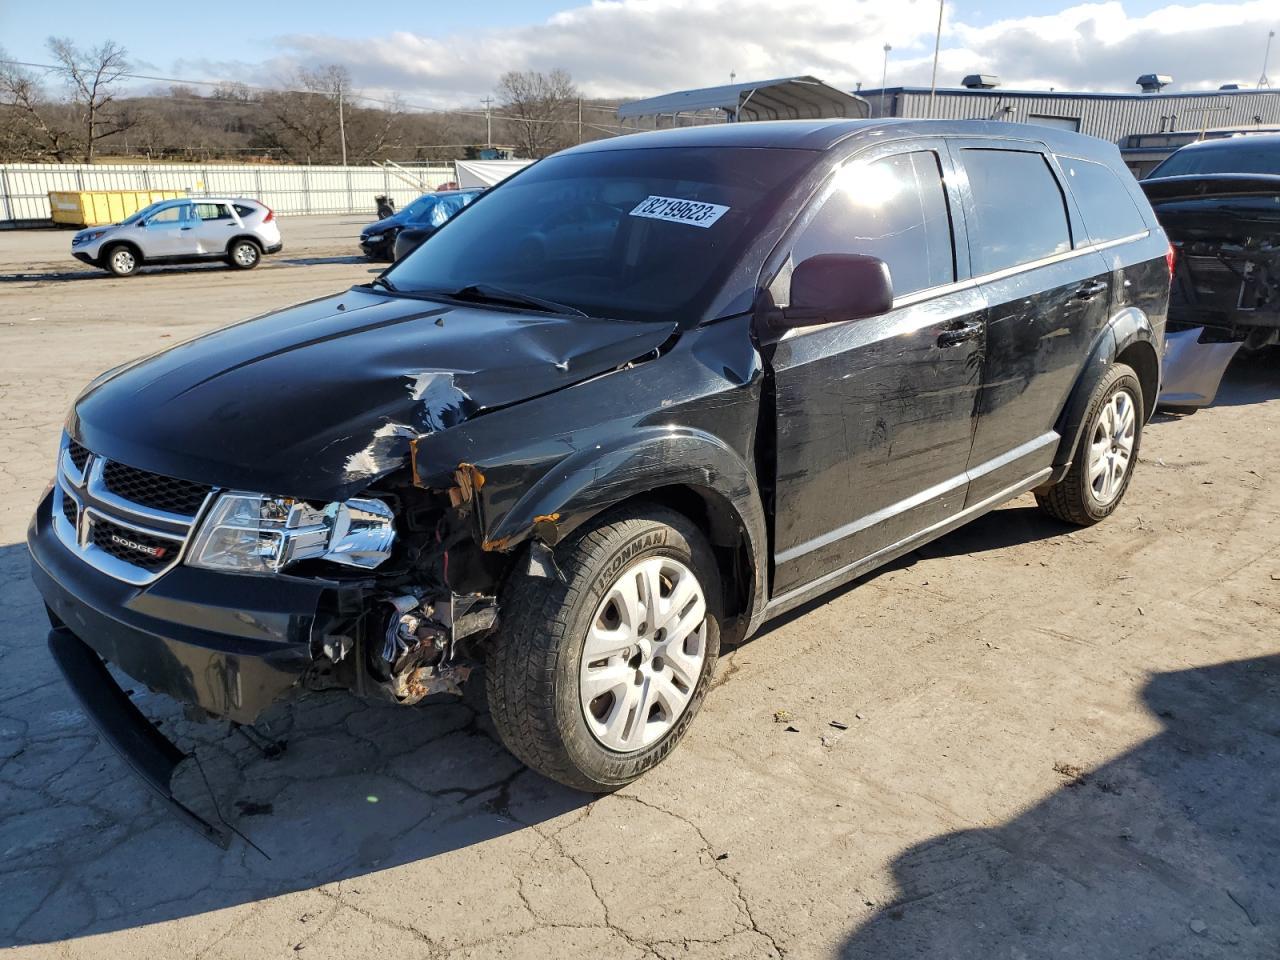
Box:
[262, 206, 275, 223]
[1165, 242, 1177, 278]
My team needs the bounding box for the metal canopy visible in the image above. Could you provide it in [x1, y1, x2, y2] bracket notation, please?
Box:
[617, 76, 869, 123]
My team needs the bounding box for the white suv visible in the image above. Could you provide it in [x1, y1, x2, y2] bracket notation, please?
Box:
[70, 198, 283, 276]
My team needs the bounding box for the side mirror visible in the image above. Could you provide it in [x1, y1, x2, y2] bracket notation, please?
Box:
[136, 221, 146, 228]
[776, 254, 894, 328]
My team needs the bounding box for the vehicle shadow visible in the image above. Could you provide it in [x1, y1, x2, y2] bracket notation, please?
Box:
[838, 653, 1280, 958]
[0, 542, 588, 948]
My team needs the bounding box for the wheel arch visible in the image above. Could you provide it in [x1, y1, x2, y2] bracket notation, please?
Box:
[103, 238, 142, 261]
[478, 429, 769, 645]
[1050, 307, 1160, 472]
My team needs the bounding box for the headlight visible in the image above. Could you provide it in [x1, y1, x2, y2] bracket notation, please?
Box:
[364, 233, 384, 243]
[188, 493, 396, 574]
[74, 230, 106, 246]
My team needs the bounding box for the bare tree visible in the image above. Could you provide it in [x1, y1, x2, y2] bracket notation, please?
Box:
[258, 66, 402, 164]
[497, 69, 578, 158]
[0, 49, 77, 161]
[47, 37, 137, 162]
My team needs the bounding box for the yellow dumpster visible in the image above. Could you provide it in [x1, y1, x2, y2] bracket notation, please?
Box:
[48, 190, 188, 227]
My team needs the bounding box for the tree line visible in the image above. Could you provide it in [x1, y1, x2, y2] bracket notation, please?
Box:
[0, 38, 649, 165]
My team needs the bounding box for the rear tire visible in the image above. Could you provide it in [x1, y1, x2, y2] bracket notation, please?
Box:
[1037, 363, 1144, 525]
[227, 238, 262, 270]
[104, 244, 139, 277]
[485, 505, 721, 792]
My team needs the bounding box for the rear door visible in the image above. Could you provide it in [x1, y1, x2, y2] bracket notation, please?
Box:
[952, 142, 1113, 502]
[190, 201, 238, 255]
[765, 139, 986, 598]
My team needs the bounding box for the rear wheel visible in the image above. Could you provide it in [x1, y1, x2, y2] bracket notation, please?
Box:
[228, 239, 261, 270]
[104, 244, 139, 277]
[1037, 363, 1143, 525]
[485, 505, 721, 792]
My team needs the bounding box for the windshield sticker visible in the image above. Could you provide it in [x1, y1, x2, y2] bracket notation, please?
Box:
[629, 195, 730, 228]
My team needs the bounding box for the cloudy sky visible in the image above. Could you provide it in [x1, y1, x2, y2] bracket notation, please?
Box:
[2, 0, 1275, 108]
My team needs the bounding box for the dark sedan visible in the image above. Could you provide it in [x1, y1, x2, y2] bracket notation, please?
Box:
[359, 188, 482, 260]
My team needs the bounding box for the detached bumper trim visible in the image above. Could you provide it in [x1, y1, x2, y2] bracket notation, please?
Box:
[48, 626, 230, 847]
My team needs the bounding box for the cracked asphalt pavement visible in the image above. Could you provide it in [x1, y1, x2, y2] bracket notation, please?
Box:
[2, 217, 1278, 958]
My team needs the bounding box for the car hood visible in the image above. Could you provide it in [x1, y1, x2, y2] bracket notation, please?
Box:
[362, 215, 406, 237]
[70, 287, 677, 502]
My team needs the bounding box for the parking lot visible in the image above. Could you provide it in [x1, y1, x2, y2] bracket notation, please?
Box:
[1, 215, 1277, 958]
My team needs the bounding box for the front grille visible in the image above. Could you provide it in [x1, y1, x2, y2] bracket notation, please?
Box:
[61, 492, 78, 527]
[102, 460, 212, 517]
[67, 439, 90, 472]
[89, 517, 178, 572]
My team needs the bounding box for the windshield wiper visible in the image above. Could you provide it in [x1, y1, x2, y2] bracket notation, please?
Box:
[370, 275, 398, 292]
[440, 283, 587, 317]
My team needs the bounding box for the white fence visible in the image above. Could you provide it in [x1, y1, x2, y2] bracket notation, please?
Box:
[0, 161, 458, 225]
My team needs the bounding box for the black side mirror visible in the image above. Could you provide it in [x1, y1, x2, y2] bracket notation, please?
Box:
[776, 254, 894, 328]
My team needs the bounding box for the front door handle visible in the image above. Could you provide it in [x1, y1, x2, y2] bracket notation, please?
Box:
[937, 321, 983, 348]
[1073, 279, 1108, 300]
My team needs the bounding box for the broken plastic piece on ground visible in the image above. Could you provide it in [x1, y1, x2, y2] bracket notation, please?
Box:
[1158, 326, 1243, 409]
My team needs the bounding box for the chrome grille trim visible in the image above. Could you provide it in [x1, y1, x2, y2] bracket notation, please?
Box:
[53, 435, 215, 586]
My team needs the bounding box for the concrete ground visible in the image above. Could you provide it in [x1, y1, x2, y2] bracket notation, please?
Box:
[1, 220, 1277, 959]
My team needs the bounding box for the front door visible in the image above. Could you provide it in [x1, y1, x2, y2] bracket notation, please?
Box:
[765, 141, 985, 599]
[140, 202, 195, 258]
[950, 143, 1114, 502]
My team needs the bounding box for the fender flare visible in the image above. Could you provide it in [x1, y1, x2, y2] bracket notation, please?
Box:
[479, 426, 770, 637]
[1050, 307, 1159, 471]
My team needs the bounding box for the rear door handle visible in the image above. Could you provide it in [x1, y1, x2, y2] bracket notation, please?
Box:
[937, 321, 983, 348]
[1073, 280, 1108, 300]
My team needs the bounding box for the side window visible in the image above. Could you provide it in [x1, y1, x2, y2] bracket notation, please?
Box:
[194, 202, 233, 221]
[233, 203, 257, 218]
[790, 150, 956, 297]
[1056, 156, 1147, 244]
[961, 149, 1071, 274]
[146, 206, 183, 225]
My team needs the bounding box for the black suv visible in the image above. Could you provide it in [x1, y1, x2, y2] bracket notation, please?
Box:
[29, 120, 1170, 839]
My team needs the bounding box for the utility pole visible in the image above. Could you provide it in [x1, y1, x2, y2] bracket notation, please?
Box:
[880, 44, 892, 117]
[929, 0, 944, 115]
[577, 97, 583, 144]
[1260, 30, 1275, 88]
[482, 96, 493, 147]
[337, 86, 348, 166]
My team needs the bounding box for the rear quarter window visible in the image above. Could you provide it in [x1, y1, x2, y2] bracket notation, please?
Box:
[961, 149, 1072, 275]
[233, 203, 258, 218]
[1058, 156, 1148, 244]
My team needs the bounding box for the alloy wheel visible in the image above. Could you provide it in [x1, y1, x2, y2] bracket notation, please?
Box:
[1087, 386, 1137, 505]
[233, 243, 259, 267]
[111, 249, 135, 274]
[579, 555, 708, 753]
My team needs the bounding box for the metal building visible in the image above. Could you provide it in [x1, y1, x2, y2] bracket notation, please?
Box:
[618, 76, 869, 125]
[857, 84, 1280, 175]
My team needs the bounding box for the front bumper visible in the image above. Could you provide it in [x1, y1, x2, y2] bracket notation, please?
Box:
[72, 250, 97, 266]
[28, 490, 327, 725]
[360, 235, 395, 260]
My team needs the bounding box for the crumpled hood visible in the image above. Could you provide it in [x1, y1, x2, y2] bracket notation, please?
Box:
[362, 214, 406, 237]
[71, 287, 676, 502]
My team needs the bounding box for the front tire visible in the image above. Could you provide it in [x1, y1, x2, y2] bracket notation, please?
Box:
[228, 238, 262, 270]
[1037, 363, 1144, 525]
[104, 244, 139, 277]
[486, 505, 721, 792]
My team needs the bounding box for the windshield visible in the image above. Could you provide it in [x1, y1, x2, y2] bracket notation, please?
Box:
[402, 193, 438, 220]
[384, 146, 815, 323]
[1149, 140, 1280, 178]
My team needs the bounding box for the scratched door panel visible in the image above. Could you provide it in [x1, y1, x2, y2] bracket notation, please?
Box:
[769, 288, 986, 594]
[765, 143, 982, 596]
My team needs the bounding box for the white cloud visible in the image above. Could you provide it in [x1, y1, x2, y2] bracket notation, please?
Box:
[183, 0, 1279, 107]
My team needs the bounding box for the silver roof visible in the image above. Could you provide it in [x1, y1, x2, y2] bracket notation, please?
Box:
[617, 76, 870, 122]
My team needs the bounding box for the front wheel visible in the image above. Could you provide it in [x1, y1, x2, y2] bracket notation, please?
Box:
[485, 506, 721, 792]
[104, 244, 140, 277]
[1037, 363, 1144, 525]
[227, 239, 262, 270]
